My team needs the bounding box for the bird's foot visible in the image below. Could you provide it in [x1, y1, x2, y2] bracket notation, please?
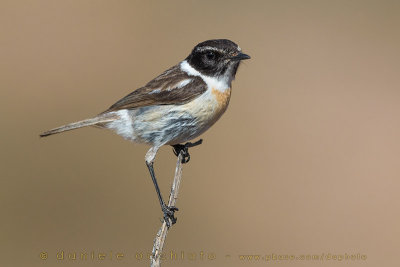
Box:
[172, 139, 203, 163]
[162, 204, 179, 228]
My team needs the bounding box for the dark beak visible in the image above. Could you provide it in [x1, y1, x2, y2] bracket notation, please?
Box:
[230, 52, 251, 61]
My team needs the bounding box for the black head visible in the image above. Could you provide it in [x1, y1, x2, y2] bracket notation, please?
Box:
[186, 39, 250, 79]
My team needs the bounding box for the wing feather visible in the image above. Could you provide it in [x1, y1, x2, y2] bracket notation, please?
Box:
[104, 64, 206, 112]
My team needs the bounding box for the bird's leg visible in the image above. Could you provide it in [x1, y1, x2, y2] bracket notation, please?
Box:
[146, 161, 178, 228]
[172, 139, 203, 163]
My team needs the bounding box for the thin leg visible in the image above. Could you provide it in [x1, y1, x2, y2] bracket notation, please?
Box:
[172, 139, 203, 163]
[146, 161, 178, 228]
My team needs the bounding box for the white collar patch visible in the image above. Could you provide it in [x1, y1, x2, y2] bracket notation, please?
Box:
[180, 60, 230, 92]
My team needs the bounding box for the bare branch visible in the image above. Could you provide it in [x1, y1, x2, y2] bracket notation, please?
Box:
[150, 153, 184, 267]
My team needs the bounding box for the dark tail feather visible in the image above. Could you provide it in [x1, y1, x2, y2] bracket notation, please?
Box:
[40, 114, 117, 137]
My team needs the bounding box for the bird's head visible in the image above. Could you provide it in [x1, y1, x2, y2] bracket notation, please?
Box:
[186, 39, 250, 82]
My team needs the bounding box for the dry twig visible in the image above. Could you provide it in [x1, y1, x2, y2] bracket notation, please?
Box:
[150, 152, 184, 267]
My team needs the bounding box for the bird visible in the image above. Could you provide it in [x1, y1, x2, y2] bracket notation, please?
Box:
[40, 39, 250, 227]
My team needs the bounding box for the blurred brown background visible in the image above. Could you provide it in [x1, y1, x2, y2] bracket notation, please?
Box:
[1, 0, 399, 266]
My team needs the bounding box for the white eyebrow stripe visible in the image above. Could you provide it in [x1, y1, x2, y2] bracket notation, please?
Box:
[195, 46, 225, 53]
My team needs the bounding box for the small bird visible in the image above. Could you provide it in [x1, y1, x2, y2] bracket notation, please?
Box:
[40, 39, 250, 227]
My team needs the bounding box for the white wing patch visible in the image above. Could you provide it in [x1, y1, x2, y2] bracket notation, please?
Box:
[175, 79, 192, 89]
[148, 88, 162, 94]
[148, 79, 192, 94]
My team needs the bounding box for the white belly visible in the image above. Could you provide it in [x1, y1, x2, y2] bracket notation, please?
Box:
[105, 87, 231, 146]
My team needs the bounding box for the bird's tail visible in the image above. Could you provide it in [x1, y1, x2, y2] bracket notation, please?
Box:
[40, 113, 117, 137]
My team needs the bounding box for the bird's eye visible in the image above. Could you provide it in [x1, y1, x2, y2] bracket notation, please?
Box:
[206, 52, 216, 60]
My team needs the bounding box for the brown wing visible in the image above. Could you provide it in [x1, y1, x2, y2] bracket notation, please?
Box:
[103, 64, 207, 113]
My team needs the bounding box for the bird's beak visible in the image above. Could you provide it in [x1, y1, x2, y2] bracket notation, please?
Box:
[230, 52, 251, 61]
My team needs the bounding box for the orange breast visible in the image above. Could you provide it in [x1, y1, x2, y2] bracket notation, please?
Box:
[212, 87, 231, 114]
[208, 87, 232, 126]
